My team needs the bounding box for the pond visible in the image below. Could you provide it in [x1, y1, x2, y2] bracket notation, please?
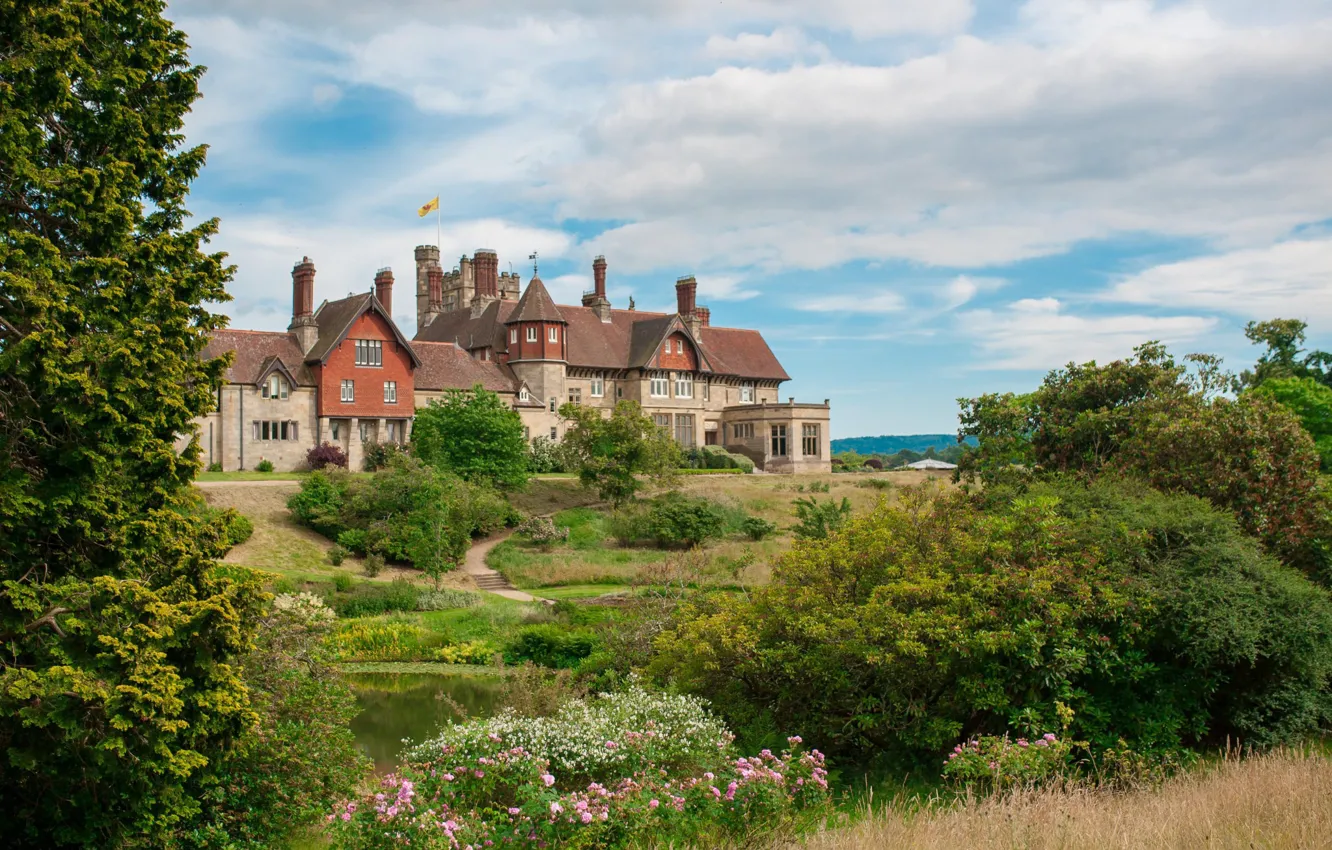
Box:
[345, 670, 506, 771]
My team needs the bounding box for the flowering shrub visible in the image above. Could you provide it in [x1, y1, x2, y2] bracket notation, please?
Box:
[327, 687, 829, 849]
[516, 515, 569, 548]
[436, 640, 498, 665]
[308, 441, 350, 470]
[326, 620, 441, 662]
[273, 591, 336, 624]
[942, 732, 1072, 792]
[416, 588, 484, 611]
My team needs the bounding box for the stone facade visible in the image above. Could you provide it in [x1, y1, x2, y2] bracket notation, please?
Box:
[191, 248, 831, 473]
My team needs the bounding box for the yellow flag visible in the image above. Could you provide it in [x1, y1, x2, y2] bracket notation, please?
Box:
[418, 196, 440, 217]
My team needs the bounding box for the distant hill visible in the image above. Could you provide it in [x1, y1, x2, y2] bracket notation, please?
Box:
[831, 434, 975, 455]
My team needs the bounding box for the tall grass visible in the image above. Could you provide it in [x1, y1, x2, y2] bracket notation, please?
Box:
[786, 748, 1332, 850]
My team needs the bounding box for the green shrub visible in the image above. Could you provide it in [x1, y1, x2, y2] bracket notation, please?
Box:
[791, 496, 852, 539]
[516, 515, 570, 548]
[942, 732, 1073, 792]
[645, 492, 728, 548]
[505, 624, 599, 669]
[412, 386, 530, 488]
[607, 503, 652, 545]
[327, 545, 348, 566]
[527, 435, 565, 474]
[653, 481, 1332, 766]
[416, 588, 483, 611]
[435, 640, 498, 664]
[255, 458, 275, 473]
[331, 570, 353, 591]
[363, 552, 385, 578]
[329, 578, 420, 618]
[677, 467, 744, 475]
[741, 516, 778, 541]
[857, 478, 895, 491]
[287, 470, 348, 538]
[221, 510, 254, 547]
[273, 577, 296, 594]
[206, 461, 223, 473]
[336, 528, 368, 556]
[361, 439, 406, 471]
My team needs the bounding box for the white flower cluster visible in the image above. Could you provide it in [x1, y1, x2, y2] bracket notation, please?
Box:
[272, 591, 336, 624]
[406, 686, 733, 778]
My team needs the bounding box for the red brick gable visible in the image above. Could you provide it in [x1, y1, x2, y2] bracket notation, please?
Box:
[315, 311, 414, 417]
[654, 332, 698, 371]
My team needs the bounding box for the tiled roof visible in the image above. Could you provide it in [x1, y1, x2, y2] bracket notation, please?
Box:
[203, 329, 314, 386]
[696, 326, 789, 381]
[306, 292, 420, 367]
[413, 341, 517, 393]
[505, 277, 565, 324]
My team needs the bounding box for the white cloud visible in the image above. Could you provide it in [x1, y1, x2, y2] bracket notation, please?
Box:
[704, 27, 826, 62]
[695, 274, 760, 301]
[1103, 237, 1332, 329]
[957, 298, 1218, 370]
[798, 292, 906, 313]
[311, 83, 343, 107]
[941, 274, 1005, 310]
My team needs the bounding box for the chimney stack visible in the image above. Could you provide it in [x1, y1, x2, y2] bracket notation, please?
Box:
[289, 256, 319, 354]
[695, 306, 710, 327]
[428, 266, 443, 310]
[414, 245, 441, 329]
[474, 249, 499, 299]
[675, 275, 697, 317]
[593, 255, 607, 298]
[374, 267, 394, 318]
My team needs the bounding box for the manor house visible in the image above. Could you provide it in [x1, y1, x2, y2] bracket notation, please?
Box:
[189, 247, 830, 473]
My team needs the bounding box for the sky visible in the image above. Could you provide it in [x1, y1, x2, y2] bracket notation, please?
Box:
[169, 0, 1332, 438]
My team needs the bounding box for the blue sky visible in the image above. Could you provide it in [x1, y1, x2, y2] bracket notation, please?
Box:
[170, 0, 1332, 438]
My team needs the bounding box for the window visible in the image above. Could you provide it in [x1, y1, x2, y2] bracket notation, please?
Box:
[360, 421, 370, 442]
[340, 379, 354, 402]
[649, 374, 669, 397]
[387, 421, 399, 443]
[675, 373, 693, 399]
[519, 387, 530, 402]
[653, 413, 671, 430]
[510, 329, 518, 344]
[251, 420, 298, 441]
[354, 339, 383, 367]
[663, 341, 670, 355]
[674, 413, 695, 447]
[549, 397, 557, 413]
[568, 387, 582, 407]
[523, 426, 531, 441]
[548, 326, 558, 343]
[740, 382, 754, 403]
[770, 424, 788, 457]
[526, 327, 537, 342]
[549, 427, 558, 441]
[330, 422, 341, 441]
[384, 381, 397, 403]
[675, 339, 683, 354]
[261, 374, 288, 399]
[802, 424, 820, 457]
[590, 374, 604, 397]
[703, 381, 709, 402]
[732, 422, 754, 440]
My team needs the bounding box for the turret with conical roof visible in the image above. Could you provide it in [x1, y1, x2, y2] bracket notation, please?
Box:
[505, 275, 567, 363]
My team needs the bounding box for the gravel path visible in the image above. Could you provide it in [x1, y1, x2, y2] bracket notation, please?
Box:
[463, 531, 549, 603]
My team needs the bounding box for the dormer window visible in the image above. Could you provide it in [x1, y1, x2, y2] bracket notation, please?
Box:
[526, 327, 537, 342]
[519, 387, 530, 402]
[261, 375, 289, 399]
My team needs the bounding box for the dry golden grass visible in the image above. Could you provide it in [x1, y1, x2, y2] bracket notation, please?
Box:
[789, 750, 1332, 850]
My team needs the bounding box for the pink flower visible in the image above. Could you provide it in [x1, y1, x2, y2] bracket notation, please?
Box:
[340, 812, 351, 822]
[787, 736, 803, 745]
[605, 740, 618, 749]
[1044, 733, 1058, 742]
[508, 807, 521, 815]
[475, 770, 485, 778]
[541, 774, 555, 787]
[649, 799, 660, 809]
[550, 802, 563, 814]
[581, 812, 593, 824]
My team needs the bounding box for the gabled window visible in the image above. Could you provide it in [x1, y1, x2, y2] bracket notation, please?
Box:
[590, 374, 604, 397]
[384, 381, 397, 403]
[526, 327, 537, 342]
[519, 387, 530, 402]
[354, 339, 383, 367]
[261, 374, 289, 399]
[341, 379, 354, 402]
[675, 339, 684, 354]
[649, 374, 669, 397]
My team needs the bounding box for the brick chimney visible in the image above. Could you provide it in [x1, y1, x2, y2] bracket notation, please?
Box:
[414, 245, 441, 330]
[374, 267, 394, 318]
[675, 275, 697, 316]
[288, 256, 319, 354]
[582, 255, 612, 322]
[695, 306, 710, 327]
[474, 249, 499, 299]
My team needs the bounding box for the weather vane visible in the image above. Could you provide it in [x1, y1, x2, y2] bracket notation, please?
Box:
[528, 251, 539, 276]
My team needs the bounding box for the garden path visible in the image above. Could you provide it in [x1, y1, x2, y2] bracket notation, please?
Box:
[464, 531, 550, 604]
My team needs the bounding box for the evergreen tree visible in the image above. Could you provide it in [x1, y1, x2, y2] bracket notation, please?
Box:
[0, 1, 266, 844]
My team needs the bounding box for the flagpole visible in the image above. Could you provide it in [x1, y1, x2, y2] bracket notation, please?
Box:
[436, 200, 441, 249]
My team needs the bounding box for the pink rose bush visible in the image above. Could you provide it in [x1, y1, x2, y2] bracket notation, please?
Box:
[942, 732, 1071, 792]
[326, 687, 829, 848]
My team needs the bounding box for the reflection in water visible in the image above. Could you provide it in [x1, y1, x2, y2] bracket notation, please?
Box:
[346, 672, 504, 771]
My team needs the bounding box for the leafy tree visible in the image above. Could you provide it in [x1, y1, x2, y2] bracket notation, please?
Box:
[1250, 376, 1332, 469]
[959, 343, 1330, 580]
[559, 401, 682, 506]
[0, 2, 270, 844]
[652, 482, 1332, 764]
[1239, 318, 1332, 389]
[791, 496, 852, 539]
[412, 384, 529, 489]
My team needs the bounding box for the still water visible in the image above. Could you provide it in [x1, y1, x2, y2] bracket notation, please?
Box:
[345, 671, 505, 771]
